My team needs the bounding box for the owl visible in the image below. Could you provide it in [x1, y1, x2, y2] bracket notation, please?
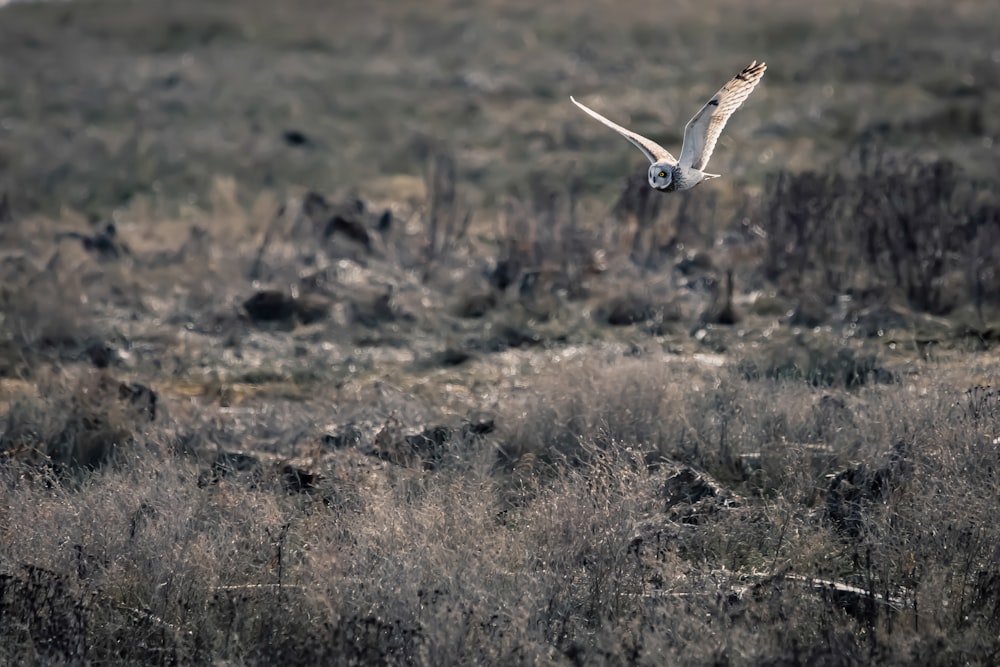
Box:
[571, 61, 766, 192]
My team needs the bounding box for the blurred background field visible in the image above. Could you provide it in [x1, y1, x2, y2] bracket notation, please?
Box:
[1, 0, 998, 215]
[2, 0, 1000, 664]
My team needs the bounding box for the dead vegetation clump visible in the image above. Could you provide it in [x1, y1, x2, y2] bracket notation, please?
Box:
[491, 178, 597, 304]
[760, 142, 1000, 319]
[0, 372, 157, 470]
[0, 270, 94, 377]
[737, 333, 895, 388]
[3, 358, 1000, 663]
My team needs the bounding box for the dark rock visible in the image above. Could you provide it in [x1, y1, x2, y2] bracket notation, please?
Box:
[118, 382, 157, 422]
[645, 320, 675, 337]
[282, 129, 310, 147]
[676, 251, 713, 275]
[294, 191, 387, 253]
[599, 294, 655, 326]
[404, 426, 452, 469]
[279, 464, 318, 492]
[159, 73, 182, 89]
[243, 290, 329, 325]
[489, 259, 519, 291]
[214, 451, 261, 474]
[518, 270, 542, 297]
[437, 348, 472, 366]
[197, 452, 314, 492]
[325, 214, 372, 250]
[663, 466, 740, 524]
[453, 292, 497, 318]
[664, 468, 720, 507]
[56, 223, 126, 259]
[350, 289, 398, 328]
[198, 451, 262, 487]
[244, 290, 296, 322]
[490, 324, 542, 350]
[407, 425, 452, 448]
[377, 209, 393, 233]
[818, 394, 847, 411]
[86, 340, 116, 369]
[462, 416, 496, 437]
[323, 424, 362, 449]
[371, 423, 453, 469]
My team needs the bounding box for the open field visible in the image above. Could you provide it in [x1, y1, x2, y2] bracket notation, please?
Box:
[2, 0, 1000, 664]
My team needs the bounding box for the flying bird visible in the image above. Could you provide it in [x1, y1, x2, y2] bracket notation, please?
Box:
[571, 61, 766, 192]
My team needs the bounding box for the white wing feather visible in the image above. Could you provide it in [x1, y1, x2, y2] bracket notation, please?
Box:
[570, 96, 676, 165]
[679, 61, 766, 171]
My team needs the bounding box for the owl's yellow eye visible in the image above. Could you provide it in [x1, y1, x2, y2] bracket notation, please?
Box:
[658, 171, 666, 178]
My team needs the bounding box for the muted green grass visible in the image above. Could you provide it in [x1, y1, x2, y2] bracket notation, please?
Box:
[1, 0, 998, 218]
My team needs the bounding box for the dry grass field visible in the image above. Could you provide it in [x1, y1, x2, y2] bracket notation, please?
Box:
[2, 0, 1000, 664]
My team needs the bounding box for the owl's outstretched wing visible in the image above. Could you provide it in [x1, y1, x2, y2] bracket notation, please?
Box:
[570, 96, 676, 164]
[679, 61, 766, 171]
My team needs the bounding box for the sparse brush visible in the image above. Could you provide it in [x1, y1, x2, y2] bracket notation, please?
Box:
[737, 334, 893, 388]
[2, 356, 1000, 663]
[612, 175, 723, 269]
[1, 373, 152, 470]
[0, 274, 94, 376]
[760, 140, 1000, 318]
[422, 151, 472, 279]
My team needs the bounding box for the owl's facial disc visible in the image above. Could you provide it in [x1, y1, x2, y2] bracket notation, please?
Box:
[649, 164, 672, 190]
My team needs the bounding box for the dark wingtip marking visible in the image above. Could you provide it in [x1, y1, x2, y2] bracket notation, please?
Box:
[739, 61, 767, 80]
[709, 99, 720, 106]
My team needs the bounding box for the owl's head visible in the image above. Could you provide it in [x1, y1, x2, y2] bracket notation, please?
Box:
[648, 163, 675, 191]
